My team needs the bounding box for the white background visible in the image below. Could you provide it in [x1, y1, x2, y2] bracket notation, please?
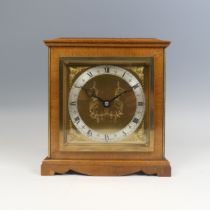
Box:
[0, 0, 210, 210]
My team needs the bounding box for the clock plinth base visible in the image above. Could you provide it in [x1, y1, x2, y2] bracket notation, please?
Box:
[41, 157, 171, 176]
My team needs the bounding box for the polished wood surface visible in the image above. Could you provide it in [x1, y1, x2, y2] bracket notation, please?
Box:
[44, 38, 170, 48]
[41, 38, 171, 176]
[41, 158, 171, 176]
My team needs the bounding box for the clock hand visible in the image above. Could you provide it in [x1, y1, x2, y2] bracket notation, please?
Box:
[82, 87, 105, 103]
[109, 85, 135, 103]
[91, 93, 105, 103]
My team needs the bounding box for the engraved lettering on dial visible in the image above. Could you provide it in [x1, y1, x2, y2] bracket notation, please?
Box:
[69, 65, 145, 143]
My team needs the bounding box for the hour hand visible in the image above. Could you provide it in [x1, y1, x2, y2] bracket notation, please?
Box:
[82, 87, 104, 102]
[91, 92, 104, 103]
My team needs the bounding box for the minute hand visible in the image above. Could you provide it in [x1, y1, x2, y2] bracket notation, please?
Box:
[109, 86, 134, 102]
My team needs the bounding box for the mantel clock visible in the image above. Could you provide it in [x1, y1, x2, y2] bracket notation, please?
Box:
[41, 38, 171, 176]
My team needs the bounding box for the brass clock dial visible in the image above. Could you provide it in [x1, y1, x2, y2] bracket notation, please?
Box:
[68, 65, 145, 142]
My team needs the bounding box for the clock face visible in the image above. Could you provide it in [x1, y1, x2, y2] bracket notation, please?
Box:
[68, 65, 145, 142]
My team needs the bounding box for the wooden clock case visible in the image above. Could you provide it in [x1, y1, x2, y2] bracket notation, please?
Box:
[41, 38, 171, 176]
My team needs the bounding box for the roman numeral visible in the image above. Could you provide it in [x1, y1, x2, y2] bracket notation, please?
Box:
[105, 134, 109, 141]
[74, 116, 80, 124]
[122, 131, 127, 136]
[87, 72, 93, 77]
[74, 85, 81, 88]
[70, 101, 76, 106]
[87, 130, 92, 136]
[133, 83, 139, 90]
[104, 66, 110, 73]
[132, 117, 139, 124]
[122, 71, 126, 78]
[138, 102, 144, 106]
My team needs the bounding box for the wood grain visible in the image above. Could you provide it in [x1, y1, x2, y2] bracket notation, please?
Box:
[44, 38, 170, 48]
[41, 157, 171, 176]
